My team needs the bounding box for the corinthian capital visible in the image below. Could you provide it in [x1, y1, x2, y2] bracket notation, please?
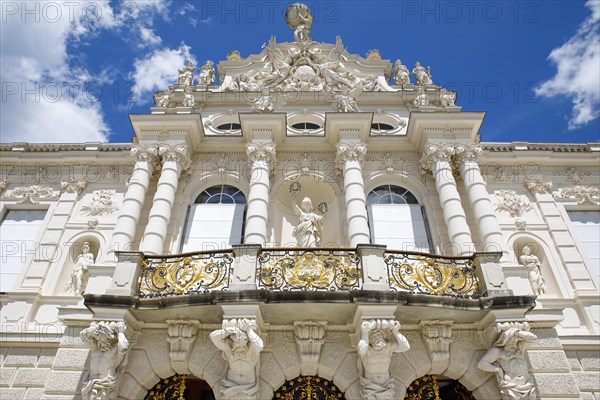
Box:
[419, 143, 456, 173]
[246, 142, 276, 163]
[336, 142, 366, 165]
[131, 144, 159, 163]
[455, 144, 482, 163]
[159, 144, 192, 171]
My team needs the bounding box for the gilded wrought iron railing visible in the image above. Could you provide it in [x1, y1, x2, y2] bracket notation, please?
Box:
[257, 248, 361, 291]
[384, 251, 480, 298]
[139, 250, 233, 298]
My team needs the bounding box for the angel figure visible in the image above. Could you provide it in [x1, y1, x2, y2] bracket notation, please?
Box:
[259, 36, 292, 88]
[286, 3, 314, 42]
[392, 60, 410, 84]
[198, 60, 216, 85]
[330, 82, 363, 112]
[310, 36, 353, 89]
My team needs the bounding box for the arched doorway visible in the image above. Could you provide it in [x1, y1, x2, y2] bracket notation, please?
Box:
[404, 375, 476, 400]
[144, 375, 215, 400]
[273, 376, 345, 400]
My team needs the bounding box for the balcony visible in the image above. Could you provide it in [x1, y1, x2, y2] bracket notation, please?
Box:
[136, 246, 488, 299]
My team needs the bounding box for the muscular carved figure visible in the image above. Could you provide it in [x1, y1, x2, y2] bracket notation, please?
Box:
[81, 321, 129, 400]
[210, 319, 264, 400]
[357, 319, 410, 400]
[478, 322, 537, 400]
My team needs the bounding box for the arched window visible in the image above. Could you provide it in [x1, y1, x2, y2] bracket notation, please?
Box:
[367, 185, 432, 252]
[180, 185, 246, 252]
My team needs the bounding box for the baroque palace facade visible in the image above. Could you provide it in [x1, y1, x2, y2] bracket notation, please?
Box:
[1, 4, 599, 400]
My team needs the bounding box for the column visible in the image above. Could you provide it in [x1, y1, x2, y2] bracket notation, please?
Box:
[139, 144, 191, 255]
[457, 144, 510, 258]
[111, 144, 158, 252]
[244, 142, 275, 245]
[420, 143, 473, 256]
[336, 141, 370, 247]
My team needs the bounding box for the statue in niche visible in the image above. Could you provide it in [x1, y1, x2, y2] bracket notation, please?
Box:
[290, 182, 328, 247]
[178, 61, 195, 86]
[520, 246, 546, 295]
[198, 60, 216, 85]
[392, 60, 410, 84]
[81, 321, 129, 400]
[357, 319, 410, 400]
[210, 318, 263, 400]
[412, 61, 433, 85]
[286, 3, 314, 42]
[66, 241, 94, 296]
[478, 322, 537, 400]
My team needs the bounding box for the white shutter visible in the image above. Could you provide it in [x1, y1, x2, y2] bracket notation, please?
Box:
[568, 211, 600, 286]
[181, 204, 245, 252]
[368, 204, 431, 252]
[1, 210, 46, 291]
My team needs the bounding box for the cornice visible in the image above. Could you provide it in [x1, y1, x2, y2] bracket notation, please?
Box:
[0, 143, 132, 153]
[481, 142, 599, 153]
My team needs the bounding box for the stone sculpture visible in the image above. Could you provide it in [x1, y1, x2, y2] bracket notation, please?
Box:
[478, 322, 537, 400]
[440, 88, 456, 107]
[182, 88, 195, 107]
[357, 319, 410, 399]
[198, 60, 216, 85]
[520, 246, 546, 295]
[81, 321, 129, 400]
[66, 241, 94, 295]
[178, 62, 195, 86]
[412, 61, 433, 85]
[286, 3, 314, 42]
[210, 318, 264, 400]
[157, 91, 170, 107]
[393, 60, 410, 84]
[290, 183, 327, 247]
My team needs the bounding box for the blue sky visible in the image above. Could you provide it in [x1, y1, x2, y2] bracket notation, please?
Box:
[1, 0, 599, 144]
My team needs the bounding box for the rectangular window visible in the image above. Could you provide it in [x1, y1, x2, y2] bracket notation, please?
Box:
[567, 210, 600, 286]
[180, 204, 245, 252]
[0, 210, 47, 292]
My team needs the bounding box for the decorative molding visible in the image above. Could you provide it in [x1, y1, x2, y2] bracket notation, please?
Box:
[559, 167, 591, 185]
[0, 180, 7, 195]
[167, 319, 201, 374]
[514, 219, 527, 231]
[495, 190, 532, 217]
[81, 190, 119, 216]
[382, 153, 396, 174]
[556, 185, 600, 205]
[61, 178, 88, 194]
[246, 142, 276, 164]
[455, 144, 483, 163]
[2, 184, 57, 204]
[294, 321, 327, 376]
[482, 166, 519, 183]
[420, 320, 453, 374]
[523, 178, 553, 194]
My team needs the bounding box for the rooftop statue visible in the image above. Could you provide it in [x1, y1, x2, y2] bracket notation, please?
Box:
[412, 61, 433, 85]
[177, 61, 195, 86]
[393, 60, 410, 84]
[198, 60, 216, 85]
[286, 3, 314, 43]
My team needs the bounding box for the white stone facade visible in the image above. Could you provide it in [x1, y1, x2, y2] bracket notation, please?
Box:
[1, 4, 599, 400]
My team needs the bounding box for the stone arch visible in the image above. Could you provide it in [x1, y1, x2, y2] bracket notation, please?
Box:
[273, 376, 346, 400]
[142, 374, 216, 400]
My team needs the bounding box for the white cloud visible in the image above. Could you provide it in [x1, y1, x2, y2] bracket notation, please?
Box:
[130, 44, 196, 100]
[138, 26, 162, 47]
[0, 0, 168, 143]
[536, 0, 600, 129]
